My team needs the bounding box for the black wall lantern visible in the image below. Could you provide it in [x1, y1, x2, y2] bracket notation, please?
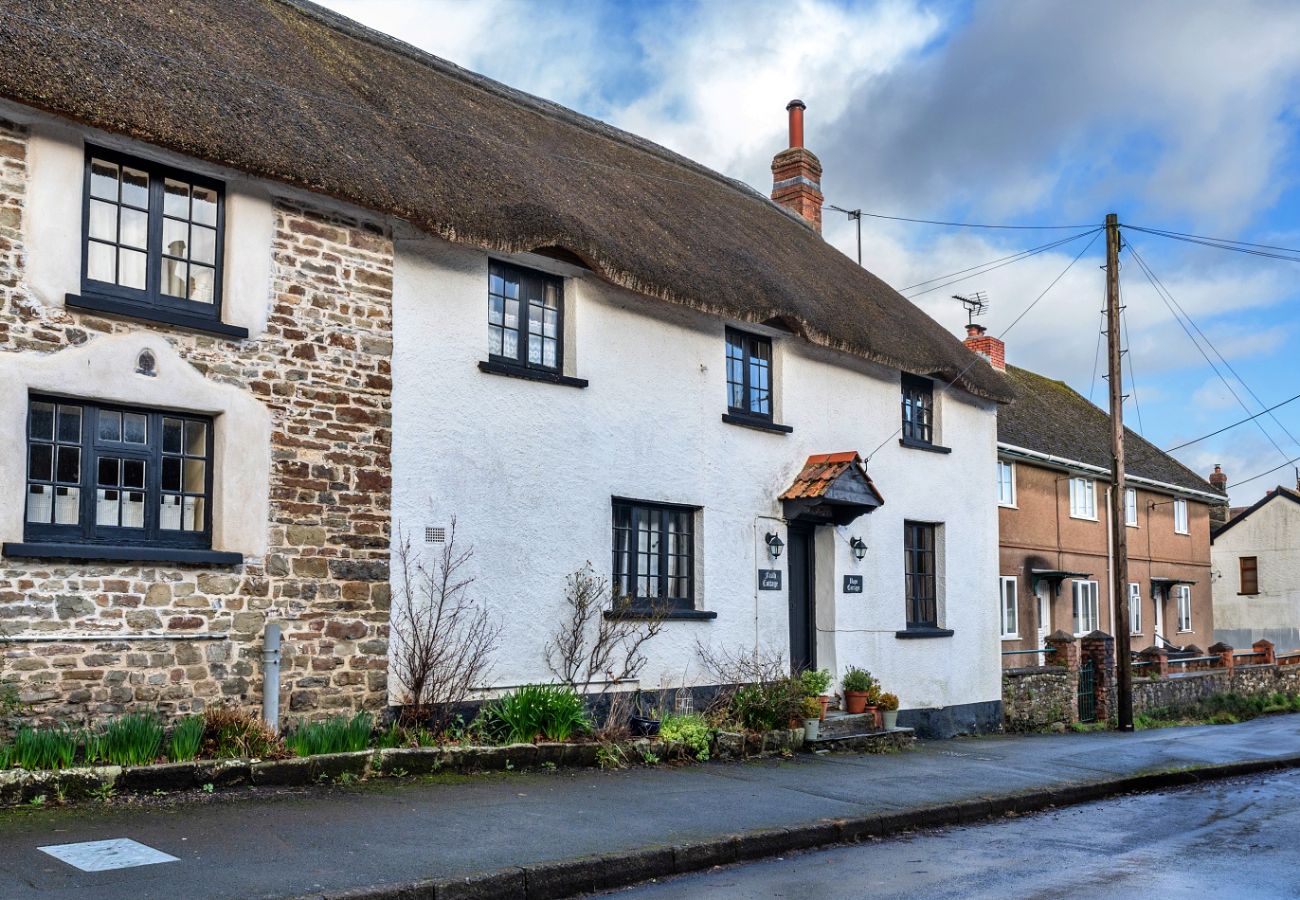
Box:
[765, 532, 785, 560]
[849, 536, 867, 560]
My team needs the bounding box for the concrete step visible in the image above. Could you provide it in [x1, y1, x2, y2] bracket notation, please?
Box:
[807, 727, 915, 754]
[818, 712, 882, 739]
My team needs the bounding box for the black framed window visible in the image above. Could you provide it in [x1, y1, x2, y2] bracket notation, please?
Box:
[901, 374, 934, 444]
[25, 396, 213, 549]
[904, 521, 937, 628]
[612, 500, 696, 610]
[82, 147, 225, 321]
[725, 328, 773, 420]
[488, 261, 562, 372]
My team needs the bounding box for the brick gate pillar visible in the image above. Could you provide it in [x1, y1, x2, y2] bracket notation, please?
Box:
[1081, 630, 1116, 724]
[1140, 644, 1169, 678]
[1254, 639, 1276, 666]
[1209, 641, 1235, 675]
[1044, 630, 1080, 725]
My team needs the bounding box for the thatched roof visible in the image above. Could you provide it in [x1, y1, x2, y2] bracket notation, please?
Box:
[0, 1, 1011, 402]
[999, 365, 1223, 498]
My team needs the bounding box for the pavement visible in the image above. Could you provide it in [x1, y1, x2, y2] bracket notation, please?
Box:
[608, 767, 1300, 899]
[0, 714, 1297, 899]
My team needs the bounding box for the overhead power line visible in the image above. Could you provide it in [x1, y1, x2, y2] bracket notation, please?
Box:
[1165, 389, 1300, 452]
[1125, 240, 1297, 470]
[1123, 224, 1300, 257]
[845, 210, 1100, 230]
[902, 228, 1103, 298]
[1228, 455, 1300, 490]
[1125, 225, 1300, 264]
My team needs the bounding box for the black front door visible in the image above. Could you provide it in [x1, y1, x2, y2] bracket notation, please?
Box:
[787, 525, 816, 673]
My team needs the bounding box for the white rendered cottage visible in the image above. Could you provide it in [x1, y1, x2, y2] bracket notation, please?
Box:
[0, 0, 1009, 736]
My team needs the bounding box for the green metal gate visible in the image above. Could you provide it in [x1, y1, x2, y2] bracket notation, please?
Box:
[1078, 658, 1097, 723]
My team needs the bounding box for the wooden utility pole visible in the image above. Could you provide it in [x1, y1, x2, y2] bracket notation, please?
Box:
[1106, 212, 1134, 732]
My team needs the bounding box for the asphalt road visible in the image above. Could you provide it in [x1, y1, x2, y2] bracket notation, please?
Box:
[608, 769, 1300, 899]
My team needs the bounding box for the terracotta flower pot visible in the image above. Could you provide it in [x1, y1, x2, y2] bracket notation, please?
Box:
[845, 691, 868, 714]
[864, 705, 880, 730]
[818, 695, 830, 721]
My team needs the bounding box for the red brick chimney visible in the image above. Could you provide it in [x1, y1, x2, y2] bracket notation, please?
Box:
[963, 323, 1005, 372]
[1209, 465, 1228, 492]
[771, 99, 823, 232]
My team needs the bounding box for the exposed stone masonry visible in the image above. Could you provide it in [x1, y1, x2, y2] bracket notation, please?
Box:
[0, 118, 392, 723]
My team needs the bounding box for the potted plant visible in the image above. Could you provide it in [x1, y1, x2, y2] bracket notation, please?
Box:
[879, 692, 900, 730]
[628, 693, 661, 736]
[841, 667, 876, 715]
[800, 668, 833, 720]
[801, 696, 822, 741]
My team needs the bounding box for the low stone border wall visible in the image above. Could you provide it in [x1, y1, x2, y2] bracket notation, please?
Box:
[1002, 666, 1074, 732]
[1134, 664, 1300, 715]
[0, 728, 811, 808]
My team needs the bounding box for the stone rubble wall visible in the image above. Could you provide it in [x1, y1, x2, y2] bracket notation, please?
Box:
[1001, 667, 1074, 732]
[0, 118, 392, 724]
[1133, 664, 1300, 715]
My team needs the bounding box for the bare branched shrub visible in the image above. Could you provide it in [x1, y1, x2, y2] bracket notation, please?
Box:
[545, 563, 668, 695]
[391, 516, 501, 732]
[694, 641, 789, 719]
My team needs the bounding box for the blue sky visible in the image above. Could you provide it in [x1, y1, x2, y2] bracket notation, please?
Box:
[321, 0, 1300, 505]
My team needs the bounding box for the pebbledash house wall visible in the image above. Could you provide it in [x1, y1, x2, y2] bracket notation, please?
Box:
[0, 111, 392, 723]
[391, 232, 1005, 738]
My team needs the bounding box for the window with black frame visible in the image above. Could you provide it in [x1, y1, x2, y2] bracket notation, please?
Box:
[488, 260, 562, 372]
[81, 148, 225, 326]
[24, 397, 213, 548]
[611, 500, 695, 611]
[901, 374, 934, 445]
[904, 521, 938, 628]
[725, 328, 773, 420]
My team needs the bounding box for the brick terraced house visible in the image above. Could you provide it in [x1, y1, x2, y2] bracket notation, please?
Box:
[0, 1, 1015, 736]
[968, 327, 1229, 665]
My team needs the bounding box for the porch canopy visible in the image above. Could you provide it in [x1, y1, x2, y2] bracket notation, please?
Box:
[779, 452, 884, 526]
[1150, 576, 1196, 598]
[1030, 568, 1092, 597]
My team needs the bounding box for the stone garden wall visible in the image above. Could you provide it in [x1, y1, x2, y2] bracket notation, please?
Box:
[0, 118, 392, 724]
[1001, 666, 1074, 732]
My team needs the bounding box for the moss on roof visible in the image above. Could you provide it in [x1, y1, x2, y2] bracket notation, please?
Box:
[999, 365, 1223, 497]
[0, 0, 1011, 402]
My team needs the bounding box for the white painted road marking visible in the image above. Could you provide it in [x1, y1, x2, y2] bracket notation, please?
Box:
[38, 838, 179, 872]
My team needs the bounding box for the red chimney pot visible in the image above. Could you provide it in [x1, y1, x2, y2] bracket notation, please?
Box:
[786, 99, 806, 148]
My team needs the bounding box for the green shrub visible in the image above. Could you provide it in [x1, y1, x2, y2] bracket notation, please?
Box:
[0, 742, 12, 769]
[799, 668, 833, 697]
[659, 712, 712, 761]
[87, 713, 164, 767]
[375, 722, 408, 749]
[284, 712, 373, 757]
[476, 684, 591, 743]
[168, 716, 205, 762]
[728, 677, 804, 733]
[12, 726, 78, 770]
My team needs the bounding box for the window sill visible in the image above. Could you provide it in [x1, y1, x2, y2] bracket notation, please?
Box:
[721, 413, 793, 434]
[66, 293, 249, 340]
[2, 542, 243, 566]
[998, 503, 1017, 510]
[1069, 514, 1099, 522]
[895, 626, 954, 640]
[1000, 634, 1021, 642]
[477, 360, 588, 388]
[603, 608, 718, 621]
[898, 437, 952, 455]
[1238, 592, 1260, 596]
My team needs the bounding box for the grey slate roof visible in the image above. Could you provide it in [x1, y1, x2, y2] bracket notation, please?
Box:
[0, 0, 1011, 403]
[998, 365, 1224, 499]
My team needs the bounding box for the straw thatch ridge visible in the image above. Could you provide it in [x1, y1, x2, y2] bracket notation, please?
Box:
[0, 0, 1010, 401]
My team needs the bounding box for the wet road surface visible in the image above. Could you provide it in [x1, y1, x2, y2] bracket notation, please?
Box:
[607, 769, 1300, 899]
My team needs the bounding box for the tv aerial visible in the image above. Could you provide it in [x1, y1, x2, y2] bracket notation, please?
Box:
[953, 292, 989, 326]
